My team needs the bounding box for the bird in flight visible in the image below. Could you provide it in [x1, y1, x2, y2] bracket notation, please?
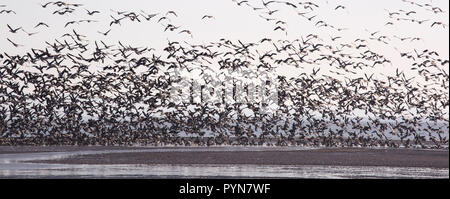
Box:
[34, 22, 50, 28]
[282, 1, 297, 8]
[274, 26, 286, 31]
[98, 29, 112, 36]
[202, 15, 215, 20]
[158, 16, 170, 23]
[166, 11, 178, 17]
[416, 19, 429, 24]
[110, 15, 125, 26]
[179, 30, 193, 38]
[6, 38, 23, 47]
[259, 15, 276, 21]
[262, 0, 276, 8]
[431, 21, 448, 28]
[7, 24, 22, 33]
[85, 9, 100, 15]
[304, 15, 317, 21]
[266, 10, 279, 15]
[234, 0, 249, 6]
[164, 24, 180, 32]
[64, 20, 79, 28]
[140, 11, 159, 21]
[22, 29, 39, 36]
[405, 11, 416, 15]
[40, 2, 52, 8]
[0, 9, 16, 14]
[335, 5, 346, 10]
[331, 36, 342, 41]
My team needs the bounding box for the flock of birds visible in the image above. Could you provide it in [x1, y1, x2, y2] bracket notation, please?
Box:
[0, 1, 448, 148]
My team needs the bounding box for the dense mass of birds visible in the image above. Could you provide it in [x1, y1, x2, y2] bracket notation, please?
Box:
[0, 1, 448, 148]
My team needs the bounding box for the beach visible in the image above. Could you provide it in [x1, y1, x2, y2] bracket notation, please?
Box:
[27, 147, 449, 168]
[0, 146, 448, 178]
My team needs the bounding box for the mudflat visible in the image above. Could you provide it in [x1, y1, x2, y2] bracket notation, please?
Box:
[12, 146, 448, 169]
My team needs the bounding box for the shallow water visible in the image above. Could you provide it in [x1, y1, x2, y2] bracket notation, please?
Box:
[0, 148, 448, 179]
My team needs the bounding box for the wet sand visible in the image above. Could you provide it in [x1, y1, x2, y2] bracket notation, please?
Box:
[19, 147, 449, 169]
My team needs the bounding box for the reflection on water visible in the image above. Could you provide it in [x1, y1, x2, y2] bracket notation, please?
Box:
[0, 149, 448, 179]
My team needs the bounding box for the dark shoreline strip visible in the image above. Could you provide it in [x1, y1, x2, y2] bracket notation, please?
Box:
[29, 148, 449, 169]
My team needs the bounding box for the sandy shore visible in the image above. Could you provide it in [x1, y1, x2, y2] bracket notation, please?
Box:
[11, 146, 447, 169]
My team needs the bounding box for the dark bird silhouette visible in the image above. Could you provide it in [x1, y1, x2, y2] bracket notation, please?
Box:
[431, 21, 448, 28]
[157, 16, 169, 23]
[202, 15, 214, 20]
[98, 29, 112, 36]
[274, 26, 286, 32]
[110, 15, 125, 26]
[266, 9, 279, 15]
[416, 19, 429, 24]
[335, 5, 346, 10]
[282, 1, 297, 8]
[22, 29, 39, 36]
[179, 30, 193, 38]
[6, 38, 22, 47]
[7, 24, 22, 33]
[235, 0, 249, 6]
[305, 15, 317, 21]
[331, 36, 342, 41]
[164, 24, 180, 32]
[0, 9, 16, 14]
[259, 15, 275, 21]
[72, 29, 85, 41]
[140, 11, 159, 21]
[405, 11, 416, 15]
[34, 22, 50, 28]
[40, 2, 53, 8]
[85, 9, 100, 15]
[166, 11, 178, 17]
[64, 20, 79, 28]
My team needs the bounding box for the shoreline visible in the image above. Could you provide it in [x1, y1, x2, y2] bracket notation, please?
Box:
[6, 146, 445, 169]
